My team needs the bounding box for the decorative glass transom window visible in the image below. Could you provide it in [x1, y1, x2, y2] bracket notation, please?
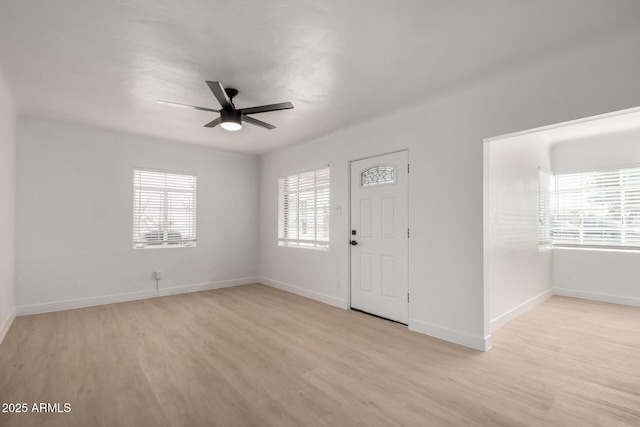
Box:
[361, 166, 395, 187]
[278, 166, 330, 249]
[133, 168, 197, 249]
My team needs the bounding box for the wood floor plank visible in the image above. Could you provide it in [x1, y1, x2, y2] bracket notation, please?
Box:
[1, 284, 639, 426]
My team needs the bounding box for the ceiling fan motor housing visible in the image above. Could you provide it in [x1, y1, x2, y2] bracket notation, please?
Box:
[221, 108, 242, 123]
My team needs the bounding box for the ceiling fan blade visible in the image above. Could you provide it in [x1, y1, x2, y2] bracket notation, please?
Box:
[238, 102, 294, 115]
[157, 100, 219, 113]
[243, 114, 276, 130]
[206, 81, 233, 110]
[203, 117, 221, 128]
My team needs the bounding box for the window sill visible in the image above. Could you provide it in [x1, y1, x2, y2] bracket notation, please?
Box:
[278, 243, 329, 251]
[551, 245, 640, 254]
[134, 243, 197, 250]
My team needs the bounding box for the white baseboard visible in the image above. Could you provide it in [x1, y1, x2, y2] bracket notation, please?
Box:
[259, 277, 348, 309]
[409, 318, 492, 351]
[489, 288, 553, 333]
[17, 289, 158, 316]
[553, 287, 640, 307]
[259, 277, 488, 351]
[17, 277, 261, 316]
[158, 277, 259, 296]
[0, 306, 16, 345]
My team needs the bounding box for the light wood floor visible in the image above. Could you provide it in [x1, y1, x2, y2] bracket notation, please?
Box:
[1, 284, 639, 426]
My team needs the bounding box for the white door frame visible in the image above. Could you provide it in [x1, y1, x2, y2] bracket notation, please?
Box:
[348, 149, 410, 323]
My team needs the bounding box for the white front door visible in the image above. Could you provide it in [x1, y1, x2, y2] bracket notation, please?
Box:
[350, 151, 408, 324]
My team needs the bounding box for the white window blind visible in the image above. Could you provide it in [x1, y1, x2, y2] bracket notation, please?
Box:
[539, 169, 552, 246]
[278, 166, 330, 249]
[133, 169, 197, 248]
[550, 167, 640, 248]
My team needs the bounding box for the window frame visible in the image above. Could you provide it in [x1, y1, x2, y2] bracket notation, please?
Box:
[542, 166, 640, 250]
[133, 167, 197, 249]
[278, 165, 330, 250]
[538, 168, 553, 247]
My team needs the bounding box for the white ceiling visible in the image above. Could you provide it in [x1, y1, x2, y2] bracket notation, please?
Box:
[0, 1, 639, 155]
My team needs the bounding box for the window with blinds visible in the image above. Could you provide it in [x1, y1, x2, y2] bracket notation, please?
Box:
[539, 169, 552, 246]
[545, 167, 640, 249]
[278, 166, 330, 249]
[133, 169, 197, 249]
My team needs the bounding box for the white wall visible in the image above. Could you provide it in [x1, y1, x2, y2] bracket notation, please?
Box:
[486, 133, 553, 332]
[259, 27, 640, 350]
[0, 66, 16, 343]
[551, 128, 640, 306]
[551, 128, 640, 174]
[16, 118, 259, 314]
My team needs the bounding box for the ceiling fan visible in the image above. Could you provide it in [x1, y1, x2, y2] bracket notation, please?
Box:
[158, 81, 293, 131]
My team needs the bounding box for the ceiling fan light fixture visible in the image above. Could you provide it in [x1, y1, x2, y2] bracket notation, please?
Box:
[220, 109, 242, 131]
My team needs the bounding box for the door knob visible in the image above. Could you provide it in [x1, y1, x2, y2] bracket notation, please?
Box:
[350, 240, 358, 246]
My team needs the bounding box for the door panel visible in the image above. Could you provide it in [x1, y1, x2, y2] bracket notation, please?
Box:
[381, 255, 395, 297]
[360, 199, 372, 237]
[360, 253, 372, 293]
[350, 151, 408, 324]
[382, 197, 395, 239]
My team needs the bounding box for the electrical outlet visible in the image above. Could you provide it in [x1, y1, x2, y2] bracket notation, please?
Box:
[154, 271, 162, 280]
[336, 280, 340, 289]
